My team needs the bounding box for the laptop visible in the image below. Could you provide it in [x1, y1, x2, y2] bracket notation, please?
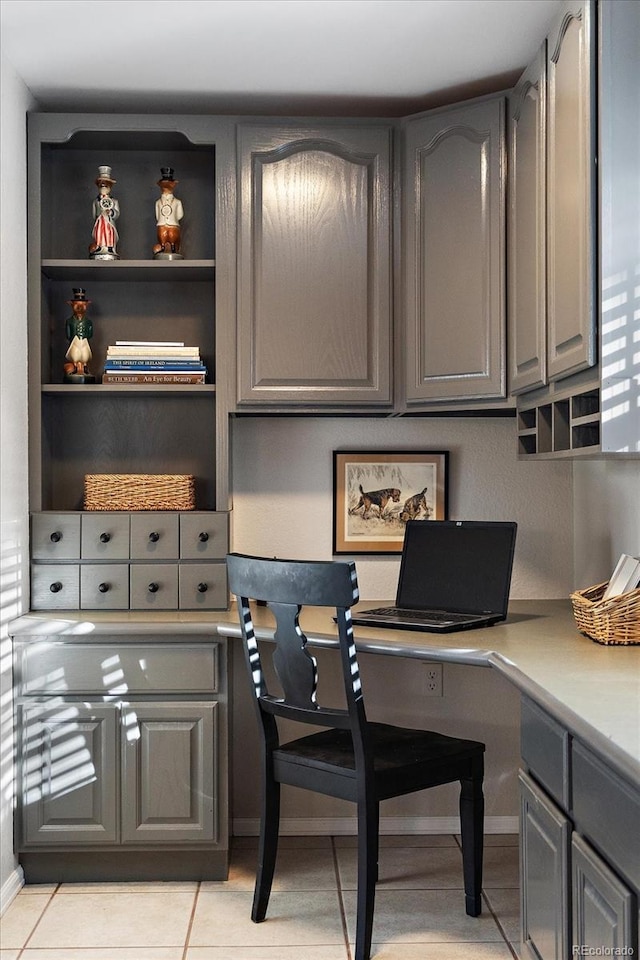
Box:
[350, 520, 517, 633]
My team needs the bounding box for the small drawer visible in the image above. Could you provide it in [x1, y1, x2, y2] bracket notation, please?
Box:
[31, 513, 80, 560]
[130, 564, 179, 609]
[572, 741, 640, 891]
[18, 642, 221, 695]
[30, 564, 80, 609]
[521, 697, 570, 809]
[80, 564, 129, 609]
[81, 514, 130, 560]
[179, 562, 227, 609]
[130, 513, 179, 560]
[180, 513, 228, 560]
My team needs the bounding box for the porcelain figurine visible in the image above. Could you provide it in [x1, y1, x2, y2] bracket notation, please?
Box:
[89, 165, 120, 260]
[153, 167, 184, 259]
[63, 288, 95, 383]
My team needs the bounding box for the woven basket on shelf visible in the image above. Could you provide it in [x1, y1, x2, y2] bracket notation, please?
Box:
[84, 474, 195, 511]
[570, 581, 640, 645]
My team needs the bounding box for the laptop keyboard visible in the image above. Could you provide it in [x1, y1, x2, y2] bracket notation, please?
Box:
[362, 607, 477, 624]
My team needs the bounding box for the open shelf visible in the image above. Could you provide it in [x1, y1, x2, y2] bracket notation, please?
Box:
[517, 386, 601, 458]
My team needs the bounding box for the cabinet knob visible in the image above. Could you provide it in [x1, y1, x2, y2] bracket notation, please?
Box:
[197, 582, 208, 593]
[148, 582, 159, 593]
[50, 531, 62, 543]
[198, 531, 209, 542]
[98, 582, 110, 593]
[49, 581, 63, 593]
[148, 531, 160, 542]
[99, 532, 111, 543]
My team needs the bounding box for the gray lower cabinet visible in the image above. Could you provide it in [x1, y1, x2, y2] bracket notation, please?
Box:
[520, 769, 571, 960]
[236, 121, 392, 407]
[402, 95, 506, 406]
[572, 834, 636, 953]
[520, 696, 639, 960]
[14, 635, 228, 882]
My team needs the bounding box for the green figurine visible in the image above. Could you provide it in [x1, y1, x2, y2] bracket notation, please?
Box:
[63, 288, 95, 383]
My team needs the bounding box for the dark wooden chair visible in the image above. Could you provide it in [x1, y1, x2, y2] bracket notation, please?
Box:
[226, 552, 485, 960]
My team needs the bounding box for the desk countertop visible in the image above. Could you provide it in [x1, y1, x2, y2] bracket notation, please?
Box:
[10, 600, 640, 788]
[217, 599, 640, 790]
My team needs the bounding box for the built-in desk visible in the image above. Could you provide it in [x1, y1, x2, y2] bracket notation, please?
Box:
[217, 599, 640, 960]
[11, 601, 639, 957]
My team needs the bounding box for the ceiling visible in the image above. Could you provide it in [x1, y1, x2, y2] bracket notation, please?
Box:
[0, 0, 562, 115]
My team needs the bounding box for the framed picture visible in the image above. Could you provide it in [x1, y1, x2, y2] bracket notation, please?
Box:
[333, 450, 449, 554]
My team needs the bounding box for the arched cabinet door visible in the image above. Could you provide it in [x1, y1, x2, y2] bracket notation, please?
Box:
[402, 96, 506, 405]
[508, 43, 548, 396]
[546, 0, 596, 382]
[236, 123, 392, 407]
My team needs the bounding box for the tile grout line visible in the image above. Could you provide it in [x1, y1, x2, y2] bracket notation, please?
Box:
[481, 889, 519, 959]
[182, 879, 202, 960]
[331, 834, 354, 960]
[17, 882, 60, 955]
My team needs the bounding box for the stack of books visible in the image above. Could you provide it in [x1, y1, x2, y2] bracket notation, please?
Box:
[102, 341, 207, 384]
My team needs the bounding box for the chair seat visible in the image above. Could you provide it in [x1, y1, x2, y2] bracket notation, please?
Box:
[275, 722, 484, 800]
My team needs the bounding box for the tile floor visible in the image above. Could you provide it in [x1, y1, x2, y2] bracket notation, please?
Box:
[0, 834, 521, 960]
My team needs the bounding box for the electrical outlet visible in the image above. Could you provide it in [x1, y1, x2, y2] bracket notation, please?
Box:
[425, 663, 443, 697]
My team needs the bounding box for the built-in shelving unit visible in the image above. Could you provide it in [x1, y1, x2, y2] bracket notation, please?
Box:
[517, 383, 601, 458]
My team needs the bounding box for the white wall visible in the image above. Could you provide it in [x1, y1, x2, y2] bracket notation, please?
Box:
[231, 415, 574, 598]
[573, 459, 640, 587]
[0, 56, 35, 909]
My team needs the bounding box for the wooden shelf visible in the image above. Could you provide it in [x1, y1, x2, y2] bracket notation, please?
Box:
[42, 260, 215, 281]
[42, 384, 216, 396]
[517, 385, 601, 459]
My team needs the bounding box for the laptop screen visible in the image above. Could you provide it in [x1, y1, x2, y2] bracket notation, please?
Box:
[396, 520, 517, 617]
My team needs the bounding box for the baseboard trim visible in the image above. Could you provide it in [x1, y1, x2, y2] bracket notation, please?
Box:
[0, 864, 24, 916]
[233, 816, 519, 836]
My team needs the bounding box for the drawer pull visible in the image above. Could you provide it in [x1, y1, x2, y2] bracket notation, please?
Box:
[99, 532, 111, 543]
[50, 531, 62, 543]
[197, 581, 208, 593]
[98, 582, 110, 593]
[49, 581, 63, 593]
[199, 531, 209, 542]
[148, 531, 160, 542]
[148, 582, 159, 593]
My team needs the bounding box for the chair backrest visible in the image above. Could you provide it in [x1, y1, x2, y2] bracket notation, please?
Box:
[226, 553, 365, 735]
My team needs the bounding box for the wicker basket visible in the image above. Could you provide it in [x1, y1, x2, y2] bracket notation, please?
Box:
[570, 581, 640, 645]
[84, 474, 195, 511]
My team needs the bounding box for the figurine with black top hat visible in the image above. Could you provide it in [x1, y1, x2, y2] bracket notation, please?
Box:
[63, 288, 95, 383]
[153, 167, 184, 259]
[89, 165, 120, 260]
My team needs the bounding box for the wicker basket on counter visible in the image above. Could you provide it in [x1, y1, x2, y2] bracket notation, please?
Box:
[570, 581, 640, 645]
[84, 474, 195, 511]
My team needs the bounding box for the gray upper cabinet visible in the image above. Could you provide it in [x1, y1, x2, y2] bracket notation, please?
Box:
[546, 0, 596, 382]
[236, 123, 393, 407]
[402, 96, 506, 405]
[508, 44, 547, 395]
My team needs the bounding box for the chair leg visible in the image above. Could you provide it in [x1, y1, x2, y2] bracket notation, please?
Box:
[252, 773, 281, 923]
[459, 771, 484, 917]
[354, 798, 379, 960]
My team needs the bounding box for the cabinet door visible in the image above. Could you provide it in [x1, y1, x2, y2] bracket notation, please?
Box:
[572, 834, 636, 954]
[121, 702, 218, 844]
[237, 123, 392, 406]
[20, 702, 118, 845]
[546, 0, 596, 381]
[520, 769, 571, 960]
[508, 44, 547, 395]
[403, 97, 506, 403]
